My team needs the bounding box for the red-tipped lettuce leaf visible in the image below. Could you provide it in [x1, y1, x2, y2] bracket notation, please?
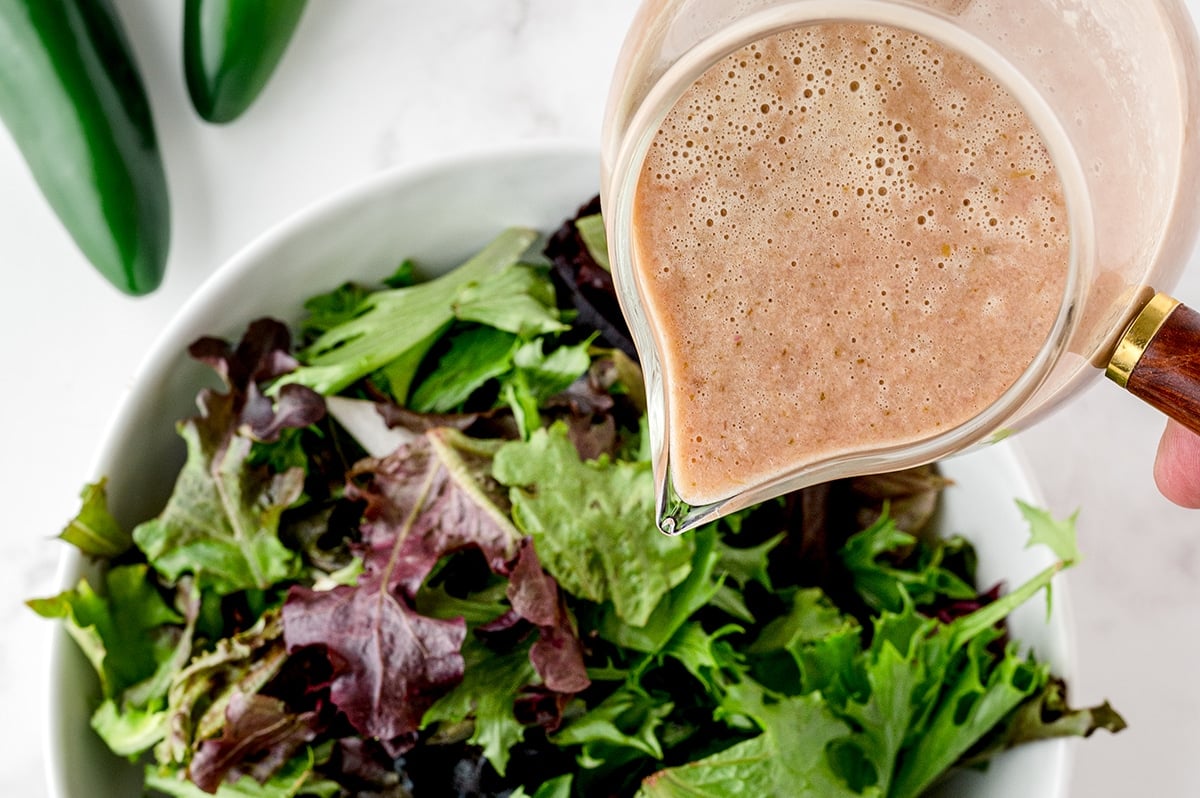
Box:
[189, 692, 321, 793]
[282, 574, 467, 755]
[132, 320, 325, 595]
[508, 539, 589, 694]
[346, 428, 521, 597]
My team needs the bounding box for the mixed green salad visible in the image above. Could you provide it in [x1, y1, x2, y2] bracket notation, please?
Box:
[32, 200, 1124, 797]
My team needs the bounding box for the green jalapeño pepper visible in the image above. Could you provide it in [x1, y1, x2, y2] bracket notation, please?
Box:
[184, 0, 308, 124]
[0, 0, 171, 296]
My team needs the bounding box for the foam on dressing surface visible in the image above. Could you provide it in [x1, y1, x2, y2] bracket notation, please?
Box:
[633, 22, 1069, 504]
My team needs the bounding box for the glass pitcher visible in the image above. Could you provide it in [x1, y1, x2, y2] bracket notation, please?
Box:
[600, 0, 1200, 534]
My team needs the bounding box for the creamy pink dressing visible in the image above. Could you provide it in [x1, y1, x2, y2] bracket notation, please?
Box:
[632, 22, 1069, 505]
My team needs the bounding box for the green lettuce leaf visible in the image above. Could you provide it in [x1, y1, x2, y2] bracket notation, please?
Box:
[283, 228, 539, 398]
[415, 578, 510, 625]
[453, 264, 569, 337]
[143, 747, 339, 798]
[552, 684, 674, 768]
[493, 423, 693, 627]
[298, 281, 370, 346]
[422, 637, 537, 776]
[748, 587, 860, 697]
[132, 414, 305, 595]
[574, 214, 610, 272]
[57, 478, 132, 557]
[890, 633, 1045, 798]
[595, 527, 719, 654]
[658, 622, 745, 695]
[132, 319, 323, 595]
[675, 682, 864, 798]
[512, 774, 573, 798]
[637, 735, 777, 797]
[409, 325, 519, 413]
[90, 699, 170, 758]
[510, 336, 595, 404]
[500, 336, 596, 439]
[959, 676, 1127, 768]
[714, 532, 785, 592]
[1019, 501, 1082, 565]
[841, 515, 976, 613]
[28, 564, 182, 699]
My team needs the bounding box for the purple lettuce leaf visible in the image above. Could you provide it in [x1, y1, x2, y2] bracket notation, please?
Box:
[132, 319, 326, 595]
[345, 428, 522, 597]
[280, 427, 529, 754]
[189, 691, 321, 793]
[282, 574, 466, 756]
[507, 538, 589, 695]
[544, 196, 636, 360]
[156, 611, 290, 767]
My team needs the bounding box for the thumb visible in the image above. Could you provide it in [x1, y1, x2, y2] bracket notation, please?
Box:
[1154, 420, 1200, 509]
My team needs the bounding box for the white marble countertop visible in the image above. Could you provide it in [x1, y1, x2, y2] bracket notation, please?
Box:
[1, 2, 1198, 796]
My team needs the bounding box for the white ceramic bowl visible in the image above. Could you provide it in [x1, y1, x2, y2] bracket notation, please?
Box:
[46, 144, 1075, 798]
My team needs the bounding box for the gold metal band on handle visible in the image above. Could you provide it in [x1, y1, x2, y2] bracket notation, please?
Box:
[1106, 293, 1182, 388]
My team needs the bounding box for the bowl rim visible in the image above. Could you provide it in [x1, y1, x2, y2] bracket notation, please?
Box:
[43, 139, 1078, 798]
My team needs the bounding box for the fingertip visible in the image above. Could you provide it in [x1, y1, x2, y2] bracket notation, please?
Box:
[1154, 421, 1200, 510]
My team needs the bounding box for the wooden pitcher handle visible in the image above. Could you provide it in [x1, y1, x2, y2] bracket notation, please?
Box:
[1106, 293, 1200, 436]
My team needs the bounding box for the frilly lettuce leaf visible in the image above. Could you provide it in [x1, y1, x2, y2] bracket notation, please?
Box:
[189, 692, 321, 793]
[551, 684, 674, 768]
[282, 228, 540, 399]
[422, 638, 537, 777]
[156, 611, 289, 767]
[841, 515, 976, 613]
[28, 564, 182, 699]
[1019, 500, 1082, 565]
[282, 573, 467, 756]
[132, 319, 324, 595]
[493, 423, 693, 627]
[669, 682, 862, 798]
